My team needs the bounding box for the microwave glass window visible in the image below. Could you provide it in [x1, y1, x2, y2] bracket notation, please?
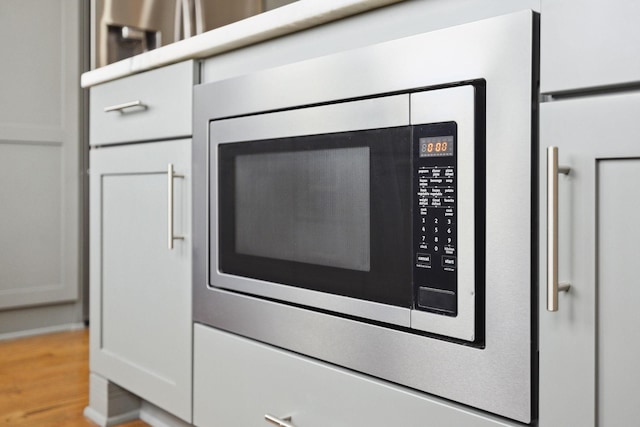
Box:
[217, 126, 412, 307]
[234, 147, 371, 271]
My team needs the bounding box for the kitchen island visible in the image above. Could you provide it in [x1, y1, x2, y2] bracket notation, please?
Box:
[84, 0, 640, 426]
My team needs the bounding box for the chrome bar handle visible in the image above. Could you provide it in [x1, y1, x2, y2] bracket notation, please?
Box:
[103, 100, 147, 113]
[265, 414, 295, 427]
[547, 146, 571, 311]
[168, 163, 185, 249]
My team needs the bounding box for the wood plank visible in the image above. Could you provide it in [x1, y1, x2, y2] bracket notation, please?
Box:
[0, 329, 148, 426]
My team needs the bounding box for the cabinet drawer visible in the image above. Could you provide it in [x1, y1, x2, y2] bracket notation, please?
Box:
[90, 61, 195, 146]
[193, 324, 516, 427]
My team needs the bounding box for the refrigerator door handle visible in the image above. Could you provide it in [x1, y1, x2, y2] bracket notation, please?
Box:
[174, 0, 193, 41]
[194, 0, 205, 35]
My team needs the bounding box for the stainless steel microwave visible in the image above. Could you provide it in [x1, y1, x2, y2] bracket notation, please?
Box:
[194, 10, 538, 424]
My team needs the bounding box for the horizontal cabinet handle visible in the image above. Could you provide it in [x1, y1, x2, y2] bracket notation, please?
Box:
[265, 414, 295, 427]
[103, 100, 147, 113]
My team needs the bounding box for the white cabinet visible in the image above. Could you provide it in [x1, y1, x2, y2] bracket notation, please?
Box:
[541, 0, 640, 93]
[539, 2, 640, 424]
[90, 140, 192, 422]
[0, 0, 83, 332]
[539, 92, 640, 426]
[87, 61, 196, 424]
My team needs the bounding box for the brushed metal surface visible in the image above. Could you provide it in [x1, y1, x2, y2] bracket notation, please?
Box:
[94, 0, 264, 68]
[409, 85, 476, 341]
[210, 94, 409, 143]
[194, 10, 537, 423]
[545, 147, 571, 311]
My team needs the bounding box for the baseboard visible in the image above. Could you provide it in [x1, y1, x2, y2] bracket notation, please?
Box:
[140, 401, 192, 427]
[0, 322, 86, 341]
[84, 406, 140, 427]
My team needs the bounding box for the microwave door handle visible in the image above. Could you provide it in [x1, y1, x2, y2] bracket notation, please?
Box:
[546, 146, 571, 311]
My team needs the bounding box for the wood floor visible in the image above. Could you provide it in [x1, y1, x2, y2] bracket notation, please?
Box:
[0, 329, 149, 426]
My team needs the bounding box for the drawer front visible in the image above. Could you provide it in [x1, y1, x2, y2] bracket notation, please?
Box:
[193, 324, 517, 427]
[90, 61, 195, 146]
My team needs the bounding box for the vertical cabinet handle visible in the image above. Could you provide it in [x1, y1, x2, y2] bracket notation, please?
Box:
[265, 414, 296, 427]
[547, 147, 571, 311]
[168, 163, 185, 249]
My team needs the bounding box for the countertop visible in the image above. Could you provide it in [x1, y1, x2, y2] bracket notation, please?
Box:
[81, 0, 402, 88]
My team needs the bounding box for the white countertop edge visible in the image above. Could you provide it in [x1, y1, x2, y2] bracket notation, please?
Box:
[81, 0, 403, 88]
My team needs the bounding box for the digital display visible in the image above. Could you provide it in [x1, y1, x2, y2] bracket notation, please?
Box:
[419, 135, 454, 157]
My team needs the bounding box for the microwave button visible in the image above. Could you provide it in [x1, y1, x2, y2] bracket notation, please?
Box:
[442, 255, 457, 268]
[416, 253, 431, 268]
[417, 287, 456, 315]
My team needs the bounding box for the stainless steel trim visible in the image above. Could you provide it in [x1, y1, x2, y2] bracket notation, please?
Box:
[546, 147, 571, 312]
[215, 272, 411, 328]
[103, 100, 147, 113]
[210, 94, 410, 143]
[409, 85, 476, 342]
[194, 10, 537, 423]
[168, 163, 185, 250]
[264, 414, 295, 427]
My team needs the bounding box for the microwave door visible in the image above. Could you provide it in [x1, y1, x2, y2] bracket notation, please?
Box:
[211, 95, 414, 328]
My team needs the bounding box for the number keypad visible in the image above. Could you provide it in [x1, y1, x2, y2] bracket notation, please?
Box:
[413, 123, 458, 316]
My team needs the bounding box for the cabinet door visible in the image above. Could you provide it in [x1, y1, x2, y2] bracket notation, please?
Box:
[0, 0, 82, 317]
[89, 140, 191, 422]
[541, 0, 640, 93]
[539, 93, 640, 426]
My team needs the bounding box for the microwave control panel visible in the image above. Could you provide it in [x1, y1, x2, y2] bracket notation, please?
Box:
[413, 122, 458, 316]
